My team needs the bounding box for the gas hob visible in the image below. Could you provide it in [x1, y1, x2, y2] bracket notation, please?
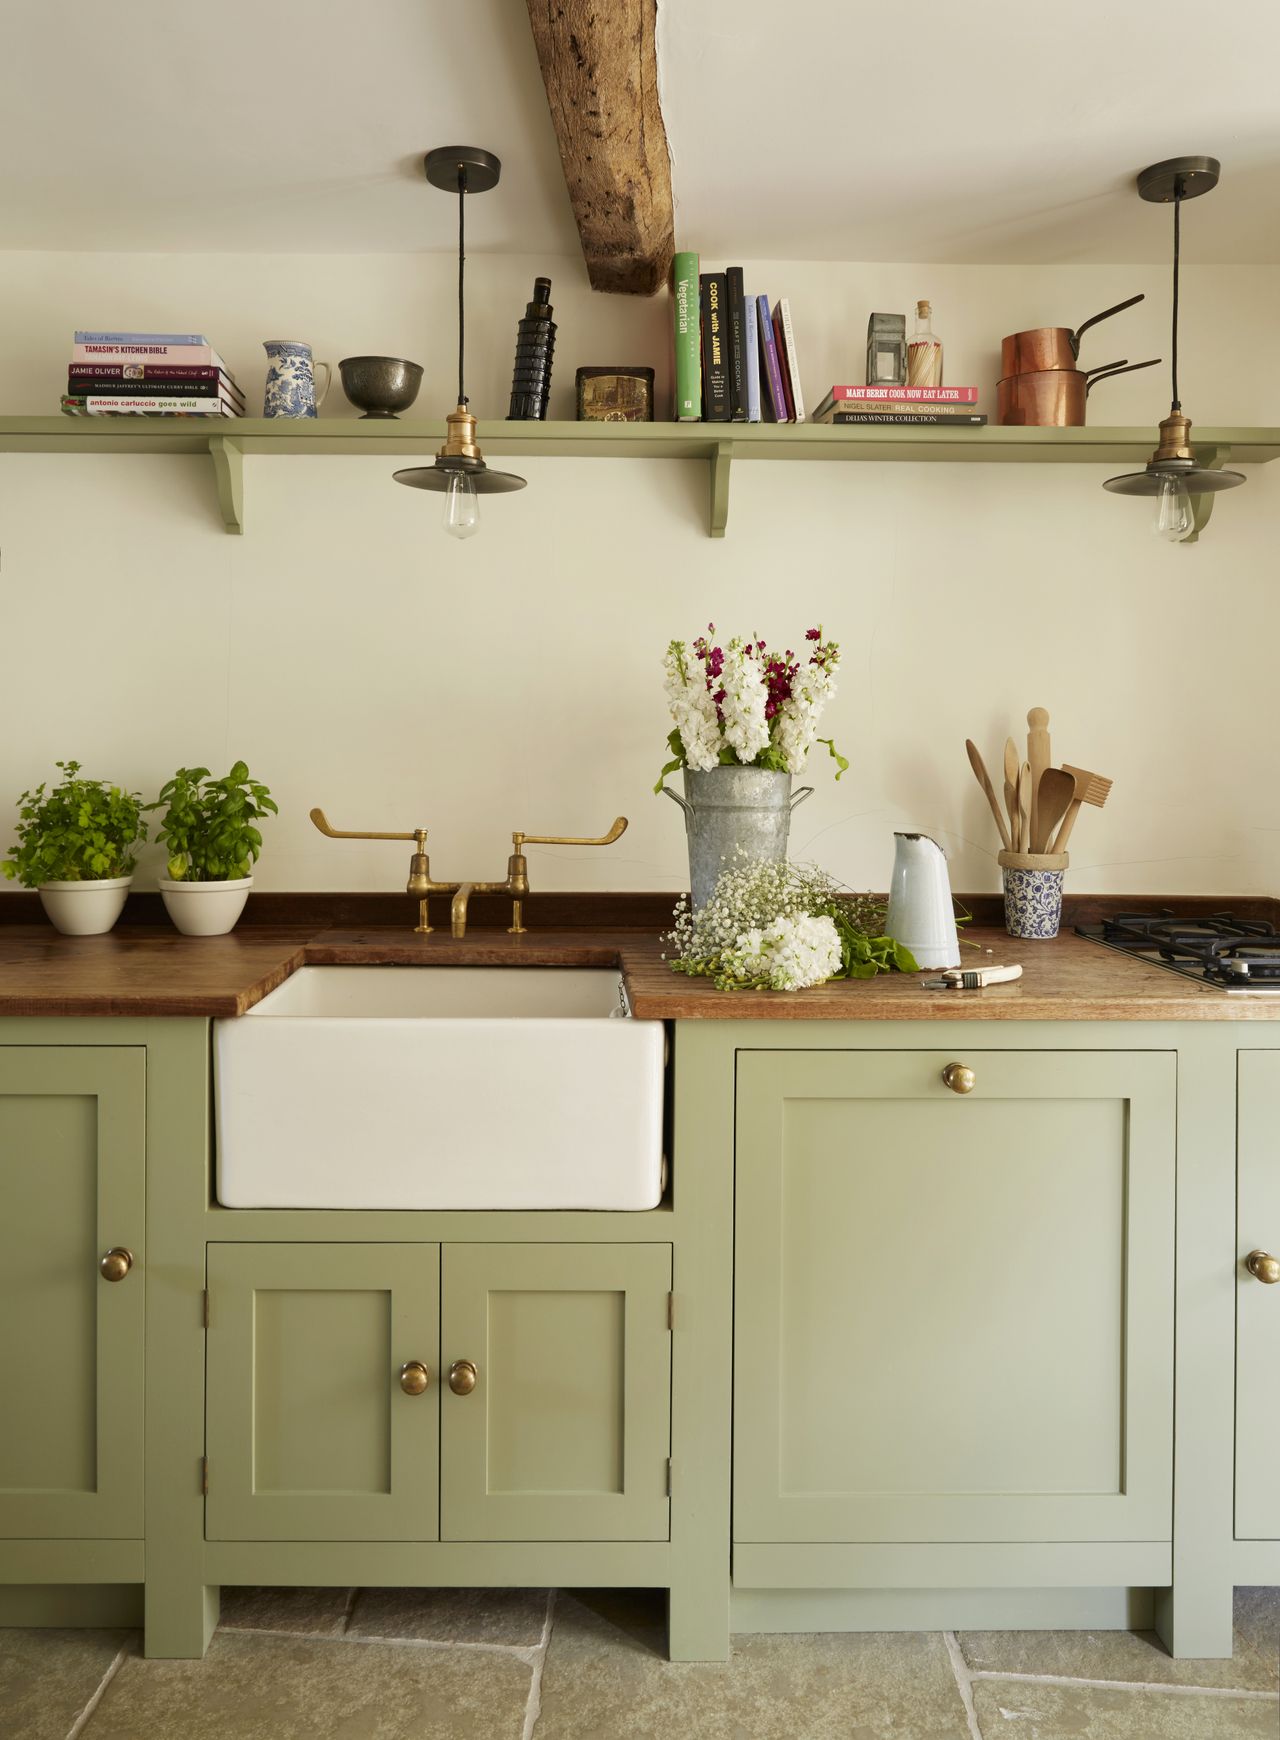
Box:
[1076, 911, 1280, 994]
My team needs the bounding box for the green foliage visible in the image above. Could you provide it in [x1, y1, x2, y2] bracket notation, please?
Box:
[1, 760, 147, 887]
[148, 760, 277, 882]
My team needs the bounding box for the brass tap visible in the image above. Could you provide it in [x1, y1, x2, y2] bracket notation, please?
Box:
[450, 819, 628, 939]
[310, 808, 458, 934]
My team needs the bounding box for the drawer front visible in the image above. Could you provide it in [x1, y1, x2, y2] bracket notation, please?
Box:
[441, 1243, 672, 1542]
[1237, 1052, 1280, 1540]
[734, 1049, 1176, 1545]
[205, 1243, 439, 1542]
[0, 1047, 145, 1540]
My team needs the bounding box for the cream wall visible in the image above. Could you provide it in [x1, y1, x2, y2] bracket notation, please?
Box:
[0, 249, 1276, 898]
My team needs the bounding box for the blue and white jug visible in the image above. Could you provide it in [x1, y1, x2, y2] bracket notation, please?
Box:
[262, 339, 332, 418]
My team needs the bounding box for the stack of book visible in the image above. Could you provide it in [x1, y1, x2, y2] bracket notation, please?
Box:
[61, 331, 244, 419]
[671, 255, 805, 424]
[811, 384, 986, 427]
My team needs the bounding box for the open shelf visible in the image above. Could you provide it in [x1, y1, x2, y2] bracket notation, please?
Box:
[2, 415, 1275, 538]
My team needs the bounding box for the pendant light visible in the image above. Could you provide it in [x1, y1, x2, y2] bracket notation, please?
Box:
[1103, 155, 1244, 542]
[393, 147, 526, 538]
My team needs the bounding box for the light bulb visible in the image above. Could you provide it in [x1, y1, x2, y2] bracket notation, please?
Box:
[1152, 473, 1194, 542]
[442, 472, 479, 539]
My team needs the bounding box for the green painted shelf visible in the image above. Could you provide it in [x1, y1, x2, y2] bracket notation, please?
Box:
[1, 415, 1275, 538]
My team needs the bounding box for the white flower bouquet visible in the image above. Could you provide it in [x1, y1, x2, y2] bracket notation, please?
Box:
[667, 856, 918, 992]
[656, 625, 848, 790]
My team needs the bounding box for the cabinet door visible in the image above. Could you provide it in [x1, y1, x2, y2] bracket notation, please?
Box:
[1237, 1051, 1280, 1540]
[206, 1244, 439, 1541]
[0, 1047, 145, 1539]
[735, 1050, 1175, 1545]
[441, 1243, 671, 1542]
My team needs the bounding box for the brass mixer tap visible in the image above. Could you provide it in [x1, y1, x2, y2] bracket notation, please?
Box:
[310, 808, 628, 937]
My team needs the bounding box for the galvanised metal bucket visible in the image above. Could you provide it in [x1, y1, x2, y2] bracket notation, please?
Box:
[662, 765, 814, 909]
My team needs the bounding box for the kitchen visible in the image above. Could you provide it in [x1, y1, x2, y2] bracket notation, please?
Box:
[1, 2, 1279, 1737]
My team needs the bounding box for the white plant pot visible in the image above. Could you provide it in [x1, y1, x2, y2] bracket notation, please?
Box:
[38, 876, 133, 936]
[159, 876, 253, 937]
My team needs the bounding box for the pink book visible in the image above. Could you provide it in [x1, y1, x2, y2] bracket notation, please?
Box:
[72, 340, 229, 370]
[771, 303, 795, 421]
[830, 384, 978, 403]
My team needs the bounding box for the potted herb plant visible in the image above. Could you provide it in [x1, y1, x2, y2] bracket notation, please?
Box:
[150, 762, 277, 936]
[1, 760, 147, 934]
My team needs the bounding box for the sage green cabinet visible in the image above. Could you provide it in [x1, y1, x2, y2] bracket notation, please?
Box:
[1236, 1051, 1280, 1541]
[441, 1242, 672, 1543]
[0, 1047, 145, 1540]
[734, 1049, 1175, 1546]
[206, 1241, 672, 1546]
[205, 1243, 441, 1542]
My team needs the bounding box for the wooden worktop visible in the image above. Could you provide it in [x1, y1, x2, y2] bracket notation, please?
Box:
[0, 916, 1277, 1020]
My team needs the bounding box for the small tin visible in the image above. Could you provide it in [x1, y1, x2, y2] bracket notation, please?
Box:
[866, 313, 907, 388]
[576, 366, 655, 422]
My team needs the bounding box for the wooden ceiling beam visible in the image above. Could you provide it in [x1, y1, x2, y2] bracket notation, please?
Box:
[525, 0, 675, 296]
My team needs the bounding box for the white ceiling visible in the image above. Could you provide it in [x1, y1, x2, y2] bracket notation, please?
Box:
[2, 0, 1278, 263]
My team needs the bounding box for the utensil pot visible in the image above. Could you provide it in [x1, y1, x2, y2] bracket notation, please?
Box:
[999, 849, 1069, 939]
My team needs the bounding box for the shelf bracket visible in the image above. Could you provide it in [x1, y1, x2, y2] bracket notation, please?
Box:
[1186, 444, 1228, 545]
[709, 440, 734, 538]
[207, 435, 244, 535]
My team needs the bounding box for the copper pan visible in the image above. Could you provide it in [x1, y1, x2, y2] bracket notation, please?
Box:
[1000, 294, 1145, 375]
[996, 358, 1161, 428]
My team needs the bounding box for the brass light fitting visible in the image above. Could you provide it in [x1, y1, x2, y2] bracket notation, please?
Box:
[1103, 155, 1245, 540]
[392, 146, 526, 535]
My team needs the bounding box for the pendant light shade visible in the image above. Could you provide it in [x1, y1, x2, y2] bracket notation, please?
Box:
[393, 146, 525, 533]
[1104, 156, 1244, 538]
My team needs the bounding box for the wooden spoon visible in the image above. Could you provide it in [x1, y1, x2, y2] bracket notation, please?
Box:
[1017, 763, 1032, 853]
[966, 740, 1012, 850]
[1032, 766, 1074, 853]
[1027, 708, 1051, 856]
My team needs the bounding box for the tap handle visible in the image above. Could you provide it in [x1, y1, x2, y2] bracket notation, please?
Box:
[311, 807, 427, 847]
[513, 817, 628, 850]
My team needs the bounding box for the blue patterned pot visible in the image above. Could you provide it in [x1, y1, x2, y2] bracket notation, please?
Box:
[263, 340, 332, 418]
[998, 850, 1068, 940]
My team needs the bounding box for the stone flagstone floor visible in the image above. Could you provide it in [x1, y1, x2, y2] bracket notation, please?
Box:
[1, 1585, 1276, 1738]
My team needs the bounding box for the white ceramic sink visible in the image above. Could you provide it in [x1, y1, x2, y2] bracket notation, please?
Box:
[214, 967, 665, 1210]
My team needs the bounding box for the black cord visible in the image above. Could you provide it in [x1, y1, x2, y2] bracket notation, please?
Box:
[457, 169, 467, 407]
[1171, 179, 1182, 410]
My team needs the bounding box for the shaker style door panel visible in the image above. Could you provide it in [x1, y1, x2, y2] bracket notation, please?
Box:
[734, 1050, 1175, 1545]
[0, 1047, 145, 1539]
[1236, 1051, 1280, 1540]
[440, 1243, 671, 1543]
[205, 1244, 440, 1542]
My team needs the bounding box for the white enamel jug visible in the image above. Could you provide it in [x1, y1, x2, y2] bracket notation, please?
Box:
[885, 832, 961, 969]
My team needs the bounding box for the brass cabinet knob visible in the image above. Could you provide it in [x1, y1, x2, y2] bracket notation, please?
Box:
[448, 1359, 478, 1396]
[1245, 1250, 1280, 1285]
[399, 1361, 430, 1395]
[942, 1062, 976, 1095]
[100, 1247, 134, 1282]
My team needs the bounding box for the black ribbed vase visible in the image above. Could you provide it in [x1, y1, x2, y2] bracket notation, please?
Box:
[507, 277, 556, 420]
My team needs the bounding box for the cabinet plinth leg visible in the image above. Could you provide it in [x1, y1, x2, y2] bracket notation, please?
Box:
[144, 1581, 219, 1659]
[668, 1579, 730, 1662]
[1154, 1581, 1235, 1660]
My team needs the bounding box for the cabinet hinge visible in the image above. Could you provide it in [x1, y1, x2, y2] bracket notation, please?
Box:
[201, 1289, 210, 1329]
[666, 1457, 673, 1497]
[200, 1456, 209, 1497]
[666, 1291, 675, 1331]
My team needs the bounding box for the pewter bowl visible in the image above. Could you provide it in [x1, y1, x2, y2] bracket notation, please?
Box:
[338, 356, 424, 419]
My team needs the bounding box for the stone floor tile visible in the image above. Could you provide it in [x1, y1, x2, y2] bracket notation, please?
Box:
[348, 1586, 549, 1647]
[217, 1585, 354, 1636]
[535, 1589, 971, 1740]
[958, 1624, 1275, 1692]
[79, 1628, 531, 1740]
[0, 1627, 132, 1740]
[1234, 1588, 1279, 1688]
[972, 1678, 1279, 1738]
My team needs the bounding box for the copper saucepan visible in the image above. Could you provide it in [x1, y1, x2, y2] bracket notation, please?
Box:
[1000, 294, 1145, 376]
[996, 358, 1161, 428]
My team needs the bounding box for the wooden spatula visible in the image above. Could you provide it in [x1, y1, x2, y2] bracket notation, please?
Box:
[1017, 762, 1032, 853]
[1027, 708, 1050, 854]
[1032, 766, 1074, 853]
[1052, 764, 1114, 852]
[966, 740, 1012, 850]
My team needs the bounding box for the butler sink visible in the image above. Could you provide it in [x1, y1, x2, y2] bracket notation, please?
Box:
[214, 967, 665, 1210]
